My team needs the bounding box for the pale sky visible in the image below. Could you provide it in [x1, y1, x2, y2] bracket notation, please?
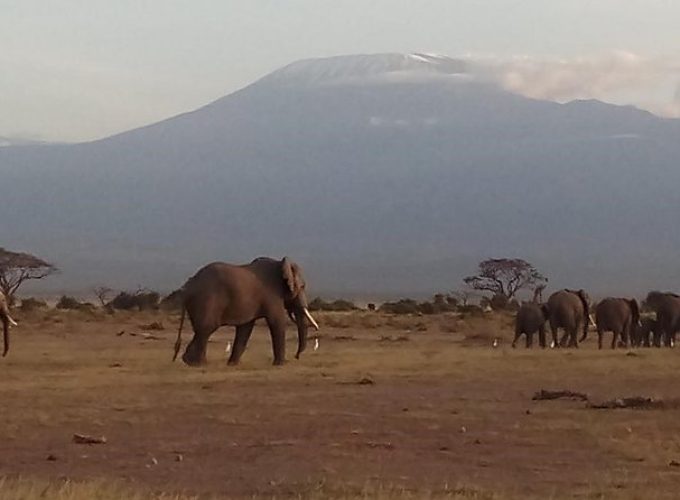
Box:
[1, 0, 679, 142]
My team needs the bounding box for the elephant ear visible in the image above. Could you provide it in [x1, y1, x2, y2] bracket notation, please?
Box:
[576, 290, 590, 309]
[281, 257, 302, 297]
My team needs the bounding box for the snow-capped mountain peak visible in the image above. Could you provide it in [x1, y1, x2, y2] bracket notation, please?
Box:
[254, 53, 471, 87]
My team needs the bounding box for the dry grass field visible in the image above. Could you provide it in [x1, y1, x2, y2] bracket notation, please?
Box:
[2, 308, 680, 499]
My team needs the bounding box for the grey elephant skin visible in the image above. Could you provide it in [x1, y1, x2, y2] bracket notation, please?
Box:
[547, 289, 590, 348]
[631, 317, 659, 347]
[591, 298, 639, 349]
[645, 291, 680, 347]
[513, 302, 549, 348]
[0, 292, 18, 357]
[173, 257, 319, 366]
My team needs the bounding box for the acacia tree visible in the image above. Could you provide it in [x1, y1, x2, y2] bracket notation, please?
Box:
[0, 247, 57, 302]
[463, 258, 547, 301]
[92, 286, 115, 307]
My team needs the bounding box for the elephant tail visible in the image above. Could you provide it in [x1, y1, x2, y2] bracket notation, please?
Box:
[172, 306, 186, 362]
[576, 290, 590, 342]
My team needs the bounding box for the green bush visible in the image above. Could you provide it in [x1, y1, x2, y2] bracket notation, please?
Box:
[160, 289, 183, 311]
[379, 299, 421, 315]
[308, 297, 358, 312]
[56, 295, 93, 311]
[380, 295, 459, 315]
[19, 297, 48, 312]
[109, 290, 160, 311]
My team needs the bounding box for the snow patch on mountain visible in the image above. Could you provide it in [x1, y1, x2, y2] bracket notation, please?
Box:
[254, 53, 473, 87]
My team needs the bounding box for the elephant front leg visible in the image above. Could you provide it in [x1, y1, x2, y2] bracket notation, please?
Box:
[526, 332, 533, 349]
[266, 316, 287, 366]
[228, 321, 255, 366]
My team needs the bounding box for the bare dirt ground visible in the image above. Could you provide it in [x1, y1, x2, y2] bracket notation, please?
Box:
[2, 308, 680, 499]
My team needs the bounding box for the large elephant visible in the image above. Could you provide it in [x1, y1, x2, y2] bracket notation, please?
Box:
[1, 292, 18, 357]
[591, 297, 639, 350]
[546, 289, 590, 348]
[173, 257, 319, 366]
[512, 302, 549, 348]
[645, 291, 680, 347]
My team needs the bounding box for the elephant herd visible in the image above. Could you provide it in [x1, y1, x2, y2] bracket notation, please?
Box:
[513, 289, 680, 350]
[2, 258, 680, 364]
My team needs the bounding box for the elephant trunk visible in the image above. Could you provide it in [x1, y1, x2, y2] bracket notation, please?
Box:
[575, 293, 590, 342]
[294, 311, 309, 359]
[1, 302, 16, 357]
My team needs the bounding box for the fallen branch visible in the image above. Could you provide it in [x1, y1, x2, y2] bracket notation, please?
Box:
[587, 397, 680, 410]
[332, 335, 357, 341]
[532, 389, 589, 402]
[379, 335, 409, 342]
[73, 433, 107, 445]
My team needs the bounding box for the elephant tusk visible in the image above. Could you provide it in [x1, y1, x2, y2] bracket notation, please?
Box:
[7, 316, 17, 327]
[303, 308, 319, 331]
[588, 314, 596, 327]
[288, 311, 296, 324]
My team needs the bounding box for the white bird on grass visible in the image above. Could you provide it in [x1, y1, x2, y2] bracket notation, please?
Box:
[225, 341, 232, 354]
[314, 337, 320, 351]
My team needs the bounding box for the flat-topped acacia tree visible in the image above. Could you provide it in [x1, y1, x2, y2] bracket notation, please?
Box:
[0, 247, 57, 303]
[463, 258, 547, 302]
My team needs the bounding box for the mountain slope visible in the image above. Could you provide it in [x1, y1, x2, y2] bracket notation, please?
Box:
[1, 53, 679, 296]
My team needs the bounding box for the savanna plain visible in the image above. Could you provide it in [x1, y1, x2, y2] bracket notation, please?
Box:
[1, 308, 680, 499]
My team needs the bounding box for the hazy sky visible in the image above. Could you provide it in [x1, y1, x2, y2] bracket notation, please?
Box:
[2, 0, 679, 142]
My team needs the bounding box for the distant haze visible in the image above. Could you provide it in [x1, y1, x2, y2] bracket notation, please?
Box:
[1, 53, 679, 300]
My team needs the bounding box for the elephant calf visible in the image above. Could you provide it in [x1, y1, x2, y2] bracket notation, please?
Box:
[593, 297, 639, 349]
[513, 302, 549, 348]
[631, 317, 658, 348]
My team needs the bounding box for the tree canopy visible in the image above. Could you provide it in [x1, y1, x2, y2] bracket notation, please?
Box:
[0, 247, 57, 300]
[463, 258, 547, 300]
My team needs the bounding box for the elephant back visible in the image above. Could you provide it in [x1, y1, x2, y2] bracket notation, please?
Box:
[516, 302, 545, 324]
[548, 289, 589, 332]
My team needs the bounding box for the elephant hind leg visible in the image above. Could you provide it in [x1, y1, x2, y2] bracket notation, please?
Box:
[228, 321, 255, 365]
[512, 329, 522, 349]
[526, 332, 533, 349]
[597, 328, 604, 350]
[559, 330, 571, 348]
[183, 308, 220, 366]
[538, 326, 546, 349]
[571, 327, 579, 348]
[611, 329, 618, 349]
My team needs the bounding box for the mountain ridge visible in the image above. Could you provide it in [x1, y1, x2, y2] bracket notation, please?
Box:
[1, 53, 679, 297]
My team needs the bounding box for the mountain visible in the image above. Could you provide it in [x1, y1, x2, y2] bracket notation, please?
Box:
[1, 53, 679, 298]
[0, 136, 48, 147]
